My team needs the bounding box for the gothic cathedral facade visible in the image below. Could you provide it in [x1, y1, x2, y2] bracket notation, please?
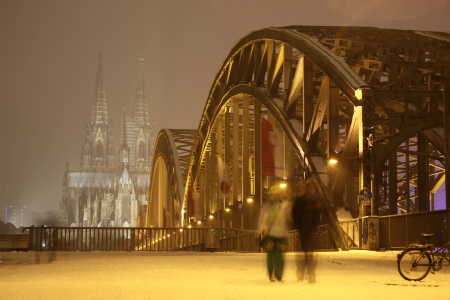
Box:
[59, 54, 155, 227]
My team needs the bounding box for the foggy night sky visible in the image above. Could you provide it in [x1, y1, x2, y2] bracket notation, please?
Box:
[1, 0, 449, 224]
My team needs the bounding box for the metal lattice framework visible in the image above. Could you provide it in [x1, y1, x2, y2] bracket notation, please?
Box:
[146, 129, 196, 227]
[147, 26, 450, 250]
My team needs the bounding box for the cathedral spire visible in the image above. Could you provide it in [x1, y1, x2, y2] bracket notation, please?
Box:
[133, 53, 149, 127]
[118, 107, 130, 168]
[91, 52, 109, 125]
[121, 107, 128, 147]
[81, 53, 115, 171]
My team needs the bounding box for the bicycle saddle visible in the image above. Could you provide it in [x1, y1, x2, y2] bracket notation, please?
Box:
[421, 233, 434, 239]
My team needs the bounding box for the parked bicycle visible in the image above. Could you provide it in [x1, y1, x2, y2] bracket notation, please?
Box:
[397, 233, 450, 281]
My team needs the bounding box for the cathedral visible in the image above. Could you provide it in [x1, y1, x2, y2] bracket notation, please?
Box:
[59, 54, 155, 227]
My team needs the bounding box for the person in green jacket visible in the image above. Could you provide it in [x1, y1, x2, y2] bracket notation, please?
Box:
[256, 182, 292, 282]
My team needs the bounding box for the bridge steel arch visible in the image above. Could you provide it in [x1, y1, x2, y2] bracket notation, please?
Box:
[146, 129, 196, 227]
[149, 26, 450, 251]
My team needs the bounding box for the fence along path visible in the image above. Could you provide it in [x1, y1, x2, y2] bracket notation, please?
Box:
[23, 227, 259, 252]
[24, 209, 450, 253]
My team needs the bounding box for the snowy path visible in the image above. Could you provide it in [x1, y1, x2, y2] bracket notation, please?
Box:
[1, 250, 449, 300]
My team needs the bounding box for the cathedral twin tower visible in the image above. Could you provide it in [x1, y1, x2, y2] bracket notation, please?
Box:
[60, 54, 155, 227]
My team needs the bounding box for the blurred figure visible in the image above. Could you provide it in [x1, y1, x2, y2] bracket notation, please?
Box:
[34, 211, 58, 264]
[256, 182, 292, 282]
[46, 211, 58, 262]
[292, 179, 321, 283]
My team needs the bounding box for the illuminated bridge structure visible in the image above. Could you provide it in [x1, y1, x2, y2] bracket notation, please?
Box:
[146, 26, 450, 250]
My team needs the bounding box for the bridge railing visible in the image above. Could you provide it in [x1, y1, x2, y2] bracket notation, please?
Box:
[287, 219, 359, 252]
[24, 209, 450, 253]
[22, 227, 260, 253]
[287, 208, 450, 251]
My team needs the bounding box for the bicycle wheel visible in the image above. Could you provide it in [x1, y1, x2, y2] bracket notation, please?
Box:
[398, 248, 431, 281]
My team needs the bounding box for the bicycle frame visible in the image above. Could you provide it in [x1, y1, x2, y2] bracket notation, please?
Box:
[427, 241, 450, 273]
[397, 234, 450, 281]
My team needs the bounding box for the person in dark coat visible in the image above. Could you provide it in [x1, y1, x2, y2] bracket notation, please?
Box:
[292, 179, 321, 283]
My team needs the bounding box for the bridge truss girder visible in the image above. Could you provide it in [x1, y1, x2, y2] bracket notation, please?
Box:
[146, 129, 196, 227]
[148, 26, 450, 251]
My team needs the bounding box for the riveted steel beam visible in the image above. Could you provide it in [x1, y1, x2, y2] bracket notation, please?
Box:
[149, 26, 450, 251]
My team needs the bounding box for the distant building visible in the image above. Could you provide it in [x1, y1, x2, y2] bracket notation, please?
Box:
[59, 54, 155, 227]
[6, 204, 28, 228]
[0, 208, 5, 223]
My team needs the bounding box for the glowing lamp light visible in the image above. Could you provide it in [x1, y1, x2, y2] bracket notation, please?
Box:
[329, 158, 338, 164]
[225, 207, 231, 212]
[280, 183, 287, 188]
[209, 215, 214, 219]
[355, 89, 363, 100]
[247, 197, 253, 203]
[197, 220, 202, 225]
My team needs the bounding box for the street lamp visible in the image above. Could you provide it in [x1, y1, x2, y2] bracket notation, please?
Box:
[247, 196, 254, 230]
[329, 158, 338, 164]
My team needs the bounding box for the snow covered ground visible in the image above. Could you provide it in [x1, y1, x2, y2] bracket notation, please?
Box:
[1, 250, 449, 300]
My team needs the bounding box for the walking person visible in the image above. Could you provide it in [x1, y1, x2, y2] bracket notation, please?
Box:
[46, 211, 58, 263]
[256, 182, 292, 282]
[34, 211, 58, 264]
[292, 179, 321, 283]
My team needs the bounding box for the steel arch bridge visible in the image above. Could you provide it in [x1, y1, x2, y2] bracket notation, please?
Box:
[146, 26, 450, 250]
